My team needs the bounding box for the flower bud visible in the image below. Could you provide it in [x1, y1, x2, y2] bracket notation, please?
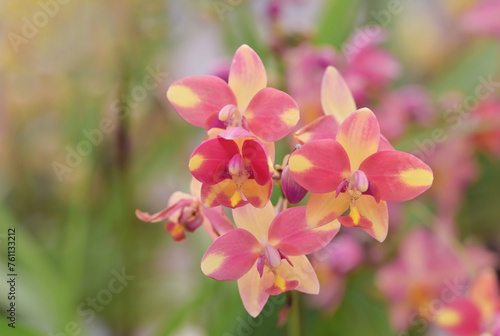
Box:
[265, 245, 282, 269]
[281, 165, 308, 204]
[228, 154, 244, 176]
[351, 170, 369, 193]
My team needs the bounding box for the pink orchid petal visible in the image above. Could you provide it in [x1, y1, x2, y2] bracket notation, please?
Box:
[242, 139, 273, 185]
[168, 191, 194, 206]
[306, 192, 350, 228]
[321, 66, 357, 124]
[201, 206, 234, 239]
[201, 180, 248, 208]
[378, 134, 395, 151]
[218, 127, 255, 141]
[339, 196, 388, 242]
[359, 150, 433, 202]
[135, 198, 192, 222]
[276, 255, 319, 295]
[338, 208, 373, 230]
[165, 221, 186, 242]
[268, 206, 340, 255]
[289, 139, 351, 193]
[266, 277, 299, 295]
[167, 76, 236, 127]
[293, 115, 338, 145]
[228, 44, 267, 111]
[189, 179, 203, 201]
[245, 87, 300, 142]
[201, 228, 261, 281]
[241, 179, 273, 208]
[336, 108, 380, 171]
[237, 260, 274, 317]
[189, 138, 239, 185]
[232, 202, 275, 243]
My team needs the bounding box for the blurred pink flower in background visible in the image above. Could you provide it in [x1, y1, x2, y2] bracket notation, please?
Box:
[285, 43, 338, 124]
[284, 27, 402, 125]
[470, 96, 500, 157]
[461, 0, 500, 39]
[209, 58, 231, 83]
[341, 27, 402, 106]
[375, 86, 435, 140]
[376, 228, 495, 332]
[434, 268, 500, 336]
[309, 233, 364, 311]
[425, 138, 479, 228]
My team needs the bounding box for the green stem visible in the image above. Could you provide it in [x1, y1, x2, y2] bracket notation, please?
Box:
[287, 291, 301, 336]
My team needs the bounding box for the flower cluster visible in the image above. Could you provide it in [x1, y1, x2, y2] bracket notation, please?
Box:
[137, 45, 434, 317]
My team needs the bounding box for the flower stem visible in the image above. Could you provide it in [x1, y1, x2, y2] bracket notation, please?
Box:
[287, 291, 301, 336]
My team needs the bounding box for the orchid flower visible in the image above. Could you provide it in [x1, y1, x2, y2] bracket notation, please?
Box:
[189, 127, 274, 209]
[200, 202, 339, 317]
[293, 66, 394, 151]
[284, 43, 338, 124]
[461, 0, 500, 39]
[167, 44, 299, 142]
[341, 27, 401, 105]
[435, 268, 500, 336]
[289, 108, 433, 241]
[376, 228, 496, 332]
[136, 179, 233, 241]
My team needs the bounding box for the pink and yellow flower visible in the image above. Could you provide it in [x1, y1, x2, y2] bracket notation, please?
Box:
[167, 44, 299, 142]
[461, 0, 500, 39]
[188, 127, 274, 209]
[435, 268, 500, 336]
[376, 228, 496, 332]
[200, 202, 339, 317]
[293, 65, 393, 151]
[136, 180, 234, 241]
[289, 108, 433, 241]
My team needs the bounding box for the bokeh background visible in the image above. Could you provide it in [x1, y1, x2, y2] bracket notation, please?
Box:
[1, 0, 499, 335]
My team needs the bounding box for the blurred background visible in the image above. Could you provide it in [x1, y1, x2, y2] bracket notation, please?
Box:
[0, 0, 499, 335]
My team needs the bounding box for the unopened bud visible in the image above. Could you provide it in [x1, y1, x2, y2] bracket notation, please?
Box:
[281, 165, 308, 204]
[351, 170, 369, 193]
[265, 245, 281, 269]
[228, 154, 244, 176]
